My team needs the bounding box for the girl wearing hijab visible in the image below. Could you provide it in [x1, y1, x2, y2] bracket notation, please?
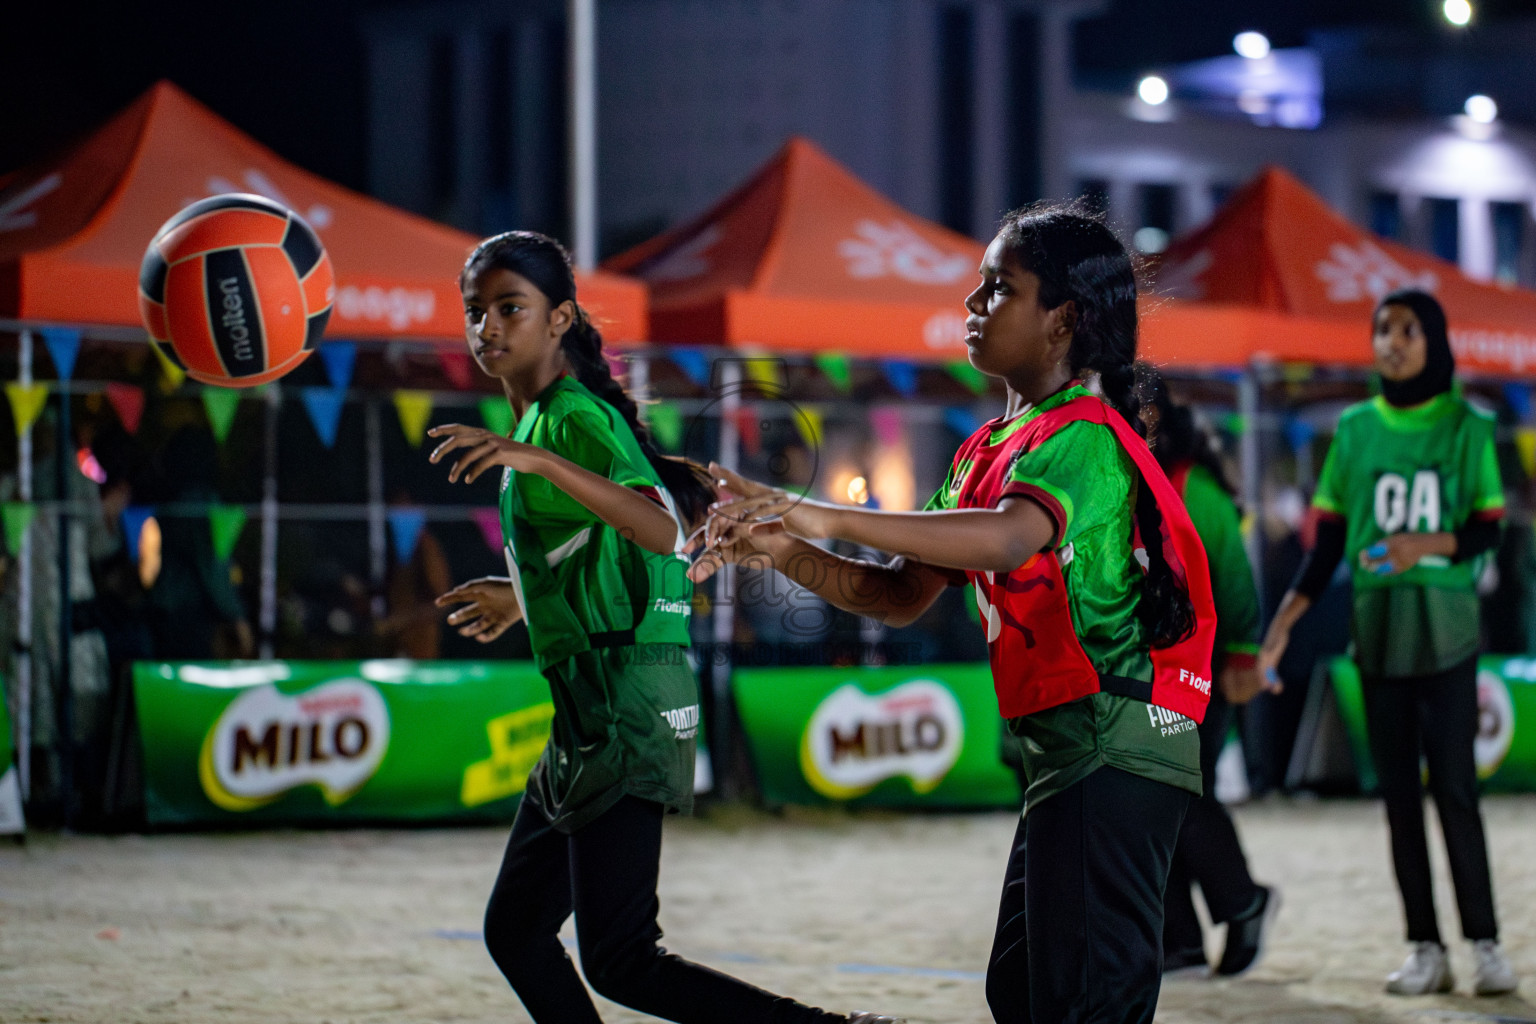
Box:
[1259, 289, 1516, 997]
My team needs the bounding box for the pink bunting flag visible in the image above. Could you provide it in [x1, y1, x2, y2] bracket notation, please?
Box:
[870, 407, 904, 447]
[471, 507, 504, 555]
[438, 350, 474, 390]
[105, 383, 145, 435]
[733, 406, 762, 456]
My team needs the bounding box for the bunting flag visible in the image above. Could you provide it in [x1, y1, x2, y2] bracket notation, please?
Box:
[1503, 382, 1533, 423]
[1516, 427, 1536, 481]
[394, 390, 435, 446]
[120, 505, 154, 565]
[438, 350, 474, 390]
[881, 360, 918, 398]
[41, 327, 81, 381]
[647, 402, 683, 451]
[201, 388, 241, 444]
[478, 396, 514, 436]
[208, 504, 248, 562]
[1223, 413, 1247, 437]
[733, 406, 762, 456]
[944, 407, 982, 438]
[318, 340, 358, 391]
[150, 341, 187, 390]
[471, 507, 504, 555]
[670, 349, 711, 388]
[5, 382, 49, 437]
[1283, 417, 1315, 453]
[301, 387, 346, 448]
[793, 406, 824, 450]
[387, 506, 428, 564]
[870, 407, 904, 447]
[945, 360, 989, 395]
[1280, 364, 1314, 385]
[813, 353, 852, 394]
[2, 502, 36, 556]
[104, 382, 145, 435]
[742, 356, 783, 392]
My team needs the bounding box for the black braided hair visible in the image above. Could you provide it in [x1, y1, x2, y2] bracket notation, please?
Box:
[997, 201, 1195, 649]
[1144, 368, 1238, 500]
[461, 230, 714, 529]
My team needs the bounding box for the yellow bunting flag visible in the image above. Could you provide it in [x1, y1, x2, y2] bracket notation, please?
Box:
[742, 356, 783, 391]
[4, 382, 49, 437]
[394, 390, 435, 447]
[150, 342, 187, 391]
[201, 388, 241, 445]
[1516, 427, 1536, 480]
[208, 504, 248, 563]
[793, 406, 824, 450]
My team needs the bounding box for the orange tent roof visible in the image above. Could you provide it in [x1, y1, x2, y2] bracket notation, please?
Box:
[0, 81, 647, 344]
[1144, 166, 1536, 376]
[605, 137, 983, 361]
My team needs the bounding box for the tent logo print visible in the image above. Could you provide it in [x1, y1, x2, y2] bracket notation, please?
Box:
[643, 225, 723, 283]
[1315, 240, 1438, 304]
[839, 220, 972, 285]
[192, 169, 333, 230]
[0, 173, 61, 233]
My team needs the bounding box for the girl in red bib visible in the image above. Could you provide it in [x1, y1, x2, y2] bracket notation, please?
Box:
[694, 204, 1216, 1024]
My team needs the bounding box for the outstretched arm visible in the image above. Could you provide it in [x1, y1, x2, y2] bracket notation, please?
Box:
[707, 464, 1055, 575]
[428, 423, 681, 555]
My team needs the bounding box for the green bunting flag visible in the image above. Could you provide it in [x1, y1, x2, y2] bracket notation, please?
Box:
[813, 353, 852, 394]
[2, 502, 37, 555]
[647, 402, 683, 451]
[201, 388, 241, 444]
[945, 360, 989, 395]
[479, 396, 514, 437]
[208, 504, 248, 562]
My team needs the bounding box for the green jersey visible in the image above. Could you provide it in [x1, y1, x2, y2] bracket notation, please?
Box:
[927, 383, 1201, 812]
[497, 374, 699, 832]
[1177, 463, 1260, 668]
[1312, 390, 1504, 677]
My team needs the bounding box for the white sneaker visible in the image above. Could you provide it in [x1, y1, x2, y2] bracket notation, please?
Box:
[1385, 941, 1453, 995]
[1473, 939, 1518, 996]
[846, 1014, 906, 1024]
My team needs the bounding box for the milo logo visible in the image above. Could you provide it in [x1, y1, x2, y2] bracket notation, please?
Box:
[1475, 669, 1515, 779]
[198, 680, 390, 811]
[800, 681, 963, 799]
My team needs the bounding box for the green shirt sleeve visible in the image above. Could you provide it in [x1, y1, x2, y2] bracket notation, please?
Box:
[1181, 465, 1260, 657]
[1003, 422, 1119, 548]
[530, 406, 655, 524]
[1472, 426, 1505, 516]
[1312, 419, 1348, 516]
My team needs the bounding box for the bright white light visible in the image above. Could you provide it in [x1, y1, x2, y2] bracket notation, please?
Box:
[1465, 94, 1498, 124]
[1133, 227, 1170, 254]
[846, 476, 870, 505]
[1234, 31, 1271, 60]
[1137, 75, 1169, 105]
[1443, 0, 1473, 26]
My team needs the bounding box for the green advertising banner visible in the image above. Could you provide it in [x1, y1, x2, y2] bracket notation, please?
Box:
[134, 660, 554, 826]
[732, 663, 1019, 808]
[1328, 655, 1536, 793]
[0, 676, 23, 833]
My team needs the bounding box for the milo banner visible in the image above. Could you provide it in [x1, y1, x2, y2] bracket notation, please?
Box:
[134, 660, 554, 825]
[1328, 655, 1536, 793]
[0, 678, 23, 834]
[732, 663, 1018, 807]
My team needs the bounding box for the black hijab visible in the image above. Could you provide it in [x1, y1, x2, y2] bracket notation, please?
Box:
[1375, 289, 1455, 408]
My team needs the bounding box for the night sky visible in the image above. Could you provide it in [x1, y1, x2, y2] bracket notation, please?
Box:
[2, 0, 1530, 192]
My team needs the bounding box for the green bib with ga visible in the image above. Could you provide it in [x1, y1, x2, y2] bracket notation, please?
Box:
[1313, 391, 1504, 678]
[498, 375, 694, 671]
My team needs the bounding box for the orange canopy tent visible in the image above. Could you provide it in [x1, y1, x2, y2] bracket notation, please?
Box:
[605, 137, 983, 362]
[1143, 166, 1536, 377]
[0, 81, 647, 344]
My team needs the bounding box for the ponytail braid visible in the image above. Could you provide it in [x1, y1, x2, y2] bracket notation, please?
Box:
[999, 202, 1194, 649]
[463, 230, 715, 530]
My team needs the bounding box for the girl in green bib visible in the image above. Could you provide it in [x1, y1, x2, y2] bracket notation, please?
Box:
[693, 205, 1216, 1024]
[430, 231, 899, 1024]
[1260, 289, 1516, 997]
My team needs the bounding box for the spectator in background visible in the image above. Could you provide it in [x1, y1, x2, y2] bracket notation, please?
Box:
[145, 426, 252, 660]
[375, 489, 454, 660]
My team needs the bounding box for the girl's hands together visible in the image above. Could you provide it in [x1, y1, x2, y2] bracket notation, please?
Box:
[1357, 532, 1437, 576]
[428, 424, 547, 484]
[706, 463, 836, 544]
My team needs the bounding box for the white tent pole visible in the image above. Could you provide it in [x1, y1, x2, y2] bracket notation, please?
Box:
[258, 387, 280, 659]
[568, 0, 598, 271]
[710, 360, 741, 796]
[15, 332, 34, 799]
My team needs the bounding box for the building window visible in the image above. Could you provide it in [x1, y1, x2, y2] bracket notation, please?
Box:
[1006, 12, 1041, 208]
[1426, 197, 1459, 264]
[428, 37, 458, 217]
[1076, 178, 1109, 217]
[1135, 182, 1177, 253]
[937, 6, 975, 234]
[1369, 191, 1401, 241]
[1492, 201, 1526, 286]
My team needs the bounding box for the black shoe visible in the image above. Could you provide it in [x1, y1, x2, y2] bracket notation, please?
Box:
[1163, 945, 1210, 976]
[1214, 885, 1279, 976]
